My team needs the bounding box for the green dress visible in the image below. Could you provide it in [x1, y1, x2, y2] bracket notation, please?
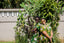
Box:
[39, 23, 52, 43]
[31, 23, 40, 43]
[31, 23, 52, 43]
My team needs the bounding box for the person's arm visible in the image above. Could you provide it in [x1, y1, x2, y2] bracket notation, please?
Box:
[33, 28, 37, 33]
[42, 31, 52, 43]
[42, 31, 50, 39]
[31, 28, 37, 32]
[50, 30, 53, 38]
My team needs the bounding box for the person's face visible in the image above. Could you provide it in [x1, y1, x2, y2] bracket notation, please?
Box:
[35, 18, 39, 23]
[41, 19, 46, 24]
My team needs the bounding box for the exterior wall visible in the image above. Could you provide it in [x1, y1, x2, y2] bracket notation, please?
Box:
[57, 13, 64, 39]
[0, 23, 16, 41]
[0, 9, 64, 41]
[0, 9, 22, 41]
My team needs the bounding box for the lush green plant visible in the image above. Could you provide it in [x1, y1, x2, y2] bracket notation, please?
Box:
[14, 0, 63, 43]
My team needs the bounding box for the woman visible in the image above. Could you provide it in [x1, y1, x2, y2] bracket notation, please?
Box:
[39, 18, 53, 43]
[31, 18, 53, 43]
[31, 17, 40, 43]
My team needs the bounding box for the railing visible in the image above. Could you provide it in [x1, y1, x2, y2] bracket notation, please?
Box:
[0, 9, 24, 23]
[0, 9, 24, 17]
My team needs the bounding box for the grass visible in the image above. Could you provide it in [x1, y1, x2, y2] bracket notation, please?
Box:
[0, 39, 64, 43]
[0, 41, 14, 43]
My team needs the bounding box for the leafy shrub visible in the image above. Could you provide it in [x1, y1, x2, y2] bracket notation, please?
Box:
[14, 0, 63, 43]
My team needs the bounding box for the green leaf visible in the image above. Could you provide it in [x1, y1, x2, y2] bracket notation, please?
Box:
[20, 2, 25, 7]
[49, 12, 52, 16]
[41, 0, 46, 2]
[62, 7, 64, 11]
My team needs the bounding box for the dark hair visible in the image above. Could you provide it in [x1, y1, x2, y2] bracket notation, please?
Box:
[35, 16, 40, 20]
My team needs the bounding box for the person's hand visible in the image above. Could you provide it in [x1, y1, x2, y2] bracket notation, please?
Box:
[50, 35, 53, 39]
[35, 31, 37, 33]
[31, 28, 37, 33]
[49, 37, 52, 43]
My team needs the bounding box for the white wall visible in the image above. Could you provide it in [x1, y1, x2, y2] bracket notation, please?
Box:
[0, 17, 17, 41]
[0, 23, 16, 41]
[57, 14, 64, 39]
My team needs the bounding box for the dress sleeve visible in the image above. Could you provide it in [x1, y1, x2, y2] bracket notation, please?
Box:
[33, 23, 40, 31]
